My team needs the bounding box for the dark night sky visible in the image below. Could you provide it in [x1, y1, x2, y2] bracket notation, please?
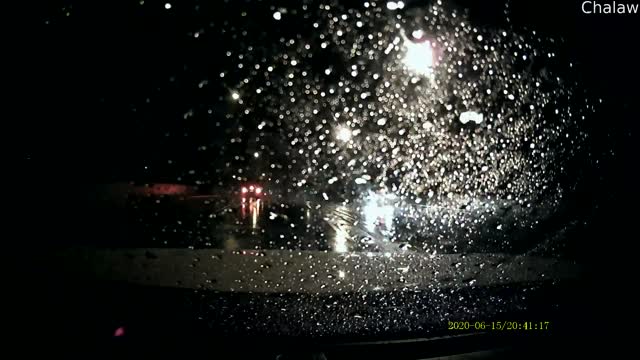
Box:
[26, 0, 637, 187]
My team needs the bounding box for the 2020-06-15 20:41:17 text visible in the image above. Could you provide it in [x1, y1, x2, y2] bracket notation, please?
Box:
[448, 321, 551, 331]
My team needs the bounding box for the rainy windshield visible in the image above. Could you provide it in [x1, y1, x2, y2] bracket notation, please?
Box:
[33, 0, 624, 340]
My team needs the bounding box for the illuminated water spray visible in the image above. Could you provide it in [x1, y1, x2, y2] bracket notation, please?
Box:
[363, 191, 396, 234]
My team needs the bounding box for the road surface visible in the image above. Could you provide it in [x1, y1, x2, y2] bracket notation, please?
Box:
[74, 190, 548, 255]
[48, 189, 582, 294]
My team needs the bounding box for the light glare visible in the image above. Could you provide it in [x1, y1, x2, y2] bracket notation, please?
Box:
[402, 36, 435, 76]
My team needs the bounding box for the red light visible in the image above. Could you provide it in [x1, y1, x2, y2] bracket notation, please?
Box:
[249, 185, 255, 191]
[114, 326, 125, 337]
[255, 187, 263, 194]
[241, 187, 248, 193]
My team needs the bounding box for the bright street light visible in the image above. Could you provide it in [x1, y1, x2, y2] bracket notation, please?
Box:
[402, 32, 435, 77]
[336, 126, 352, 142]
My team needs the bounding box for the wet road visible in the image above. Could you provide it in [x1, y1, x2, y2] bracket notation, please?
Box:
[56, 191, 581, 294]
[81, 190, 553, 256]
[120, 194, 406, 253]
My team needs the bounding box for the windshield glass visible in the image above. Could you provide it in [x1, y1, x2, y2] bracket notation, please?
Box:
[32, 0, 629, 342]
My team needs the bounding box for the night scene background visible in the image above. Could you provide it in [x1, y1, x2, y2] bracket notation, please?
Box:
[17, 0, 639, 351]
